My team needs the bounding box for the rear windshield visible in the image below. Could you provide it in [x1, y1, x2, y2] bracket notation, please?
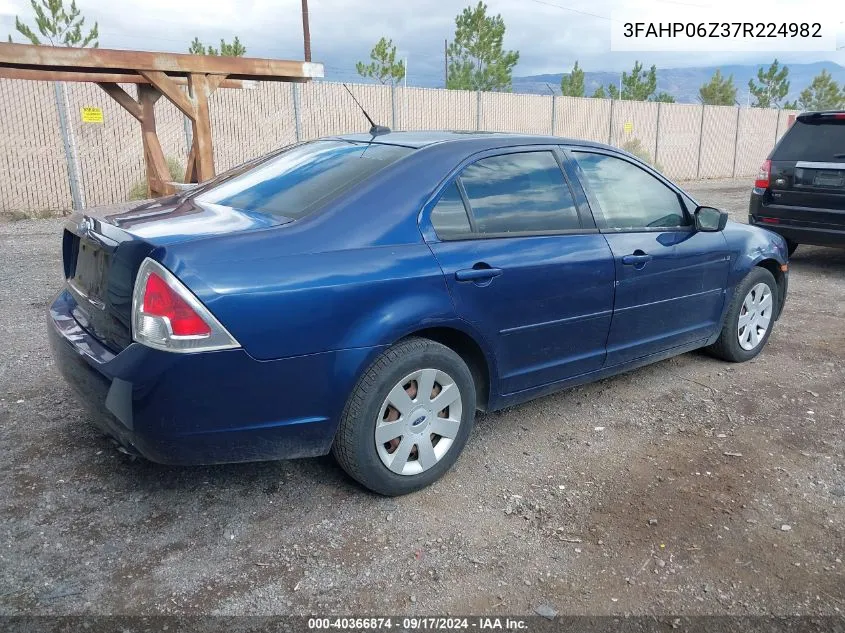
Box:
[772, 119, 845, 162]
[195, 140, 412, 219]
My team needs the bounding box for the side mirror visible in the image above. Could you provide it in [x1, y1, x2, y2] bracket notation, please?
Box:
[694, 205, 728, 232]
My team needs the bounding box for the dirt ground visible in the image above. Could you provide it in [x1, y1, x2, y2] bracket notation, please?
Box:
[0, 179, 843, 617]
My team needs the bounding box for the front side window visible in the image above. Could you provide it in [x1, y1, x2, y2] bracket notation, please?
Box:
[458, 152, 581, 234]
[196, 140, 412, 220]
[574, 152, 688, 230]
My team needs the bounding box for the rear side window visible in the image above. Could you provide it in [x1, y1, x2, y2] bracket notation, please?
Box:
[196, 140, 412, 220]
[430, 183, 472, 239]
[459, 152, 581, 234]
[772, 119, 845, 162]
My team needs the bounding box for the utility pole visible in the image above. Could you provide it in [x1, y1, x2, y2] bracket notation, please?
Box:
[301, 0, 311, 62]
[444, 39, 448, 88]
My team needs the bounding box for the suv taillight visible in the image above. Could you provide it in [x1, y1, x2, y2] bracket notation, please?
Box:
[755, 159, 771, 189]
[131, 258, 240, 353]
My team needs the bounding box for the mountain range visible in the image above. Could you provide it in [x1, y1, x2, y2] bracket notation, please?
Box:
[512, 61, 845, 104]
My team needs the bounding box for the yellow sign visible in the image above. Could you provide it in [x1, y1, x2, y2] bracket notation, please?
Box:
[81, 107, 104, 124]
[623, 121, 633, 134]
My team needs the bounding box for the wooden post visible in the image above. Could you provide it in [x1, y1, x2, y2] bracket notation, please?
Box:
[138, 85, 173, 197]
[189, 73, 215, 182]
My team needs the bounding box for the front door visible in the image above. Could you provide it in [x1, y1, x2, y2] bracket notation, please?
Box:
[570, 149, 730, 366]
[423, 149, 616, 395]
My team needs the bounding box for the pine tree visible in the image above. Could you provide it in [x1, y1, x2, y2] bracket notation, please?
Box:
[446, 2, 520, 92]
[560, 61, 585, 97]
[9, 0, 99, 47]
[748, 59, 790, 108]
[699, 70, 737, 106]
[356, 37, 406, 86]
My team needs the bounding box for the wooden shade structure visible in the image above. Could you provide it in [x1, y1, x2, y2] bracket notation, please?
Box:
[0, 43, 323, 196]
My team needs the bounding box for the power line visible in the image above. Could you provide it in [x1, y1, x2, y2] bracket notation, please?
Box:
[525, 0, 613, 22]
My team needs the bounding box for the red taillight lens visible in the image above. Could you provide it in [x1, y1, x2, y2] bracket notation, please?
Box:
[760, 217, 779, 224]
[755, 159, 771, 189]
[142, 272, 211, 336]
[833, 113, 845, 120]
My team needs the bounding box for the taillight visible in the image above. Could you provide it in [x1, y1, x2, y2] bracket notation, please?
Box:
[142, 272, 212, 336]
[755, 159, 771, 189]
[131, 258, 240, 353]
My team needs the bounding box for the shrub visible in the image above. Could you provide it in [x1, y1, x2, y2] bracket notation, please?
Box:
[620, 137, 664, 173]
[128, 156, 185, 201]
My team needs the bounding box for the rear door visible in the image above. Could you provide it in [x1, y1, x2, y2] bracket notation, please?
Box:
[421, 147, 615, 395]
[767, 113, 845, 226]
[569, 149, 730, 366]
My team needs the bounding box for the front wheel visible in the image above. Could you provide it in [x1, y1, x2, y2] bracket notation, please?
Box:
[707, 267, 778, 363]
[332, 338, 476, 496]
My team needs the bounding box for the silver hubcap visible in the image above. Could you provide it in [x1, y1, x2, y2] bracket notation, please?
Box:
[375, 368, 463, 476]
[737, 282, 773, 351]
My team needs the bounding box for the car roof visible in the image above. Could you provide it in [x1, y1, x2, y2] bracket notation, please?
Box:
[330, 130, 617, 152]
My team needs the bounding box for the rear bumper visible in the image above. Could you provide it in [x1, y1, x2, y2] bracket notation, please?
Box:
[749, 191, 845, 248]
[48, 289, 382, 465]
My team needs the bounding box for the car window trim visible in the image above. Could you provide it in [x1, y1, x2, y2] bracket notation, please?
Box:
[424, 146, 590, 242]
[437, 228, 600, 241]
[454, 178, 479, 233]
[567, 146, 693, 233]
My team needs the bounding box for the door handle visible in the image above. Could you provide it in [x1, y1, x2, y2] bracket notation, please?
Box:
[622, 253, 652, 266]
[455, 267, 503, 282]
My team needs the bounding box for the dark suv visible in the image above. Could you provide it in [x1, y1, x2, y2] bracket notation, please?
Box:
[749, 111, 845, 255]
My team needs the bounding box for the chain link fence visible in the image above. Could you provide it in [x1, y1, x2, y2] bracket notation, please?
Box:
[0, 78, 797, 215]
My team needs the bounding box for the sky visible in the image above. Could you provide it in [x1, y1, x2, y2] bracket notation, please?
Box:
[1, 0, 844, 84]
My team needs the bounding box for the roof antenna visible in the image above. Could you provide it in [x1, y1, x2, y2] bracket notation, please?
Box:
[343, 84, 391, 137]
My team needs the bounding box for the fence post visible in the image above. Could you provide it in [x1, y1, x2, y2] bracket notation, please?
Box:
[608, 99, 614, 145]
[476, 91, 481, 131]
[654, 101, 662, 167]
[54, 81, 85, 212]
[774, 108, 782, 146]
[182, 115, 193, 153]
[695, 103, 705, 179]
[550, 94, 556, 135]
[291, 83, 302, 142]
[391, 84, 397, 130]
[731, 106, 741, 178]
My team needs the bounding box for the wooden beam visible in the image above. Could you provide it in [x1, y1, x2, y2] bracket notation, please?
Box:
[189, 73, 215, 181]
[0, 42, 323, 81]
[138, 85, 174, 197]
[0, 66, 249, 88]
[206, 73, 229, 94]
[97, 83, 143, 122]
[140, 70, 195, 120]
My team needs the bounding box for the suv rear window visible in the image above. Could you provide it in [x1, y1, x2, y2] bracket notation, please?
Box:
[772, 119, 845, 162]
[196, 140, 412, 220]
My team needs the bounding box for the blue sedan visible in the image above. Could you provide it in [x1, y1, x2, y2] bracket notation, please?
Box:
[48, 131, 789, 495]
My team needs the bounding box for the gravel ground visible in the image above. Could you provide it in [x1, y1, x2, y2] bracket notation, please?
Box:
[1, 178, 843, 617]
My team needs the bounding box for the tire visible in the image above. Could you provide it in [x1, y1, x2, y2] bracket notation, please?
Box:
[332, 337, 476, 496]
[707, 267, 779, 363]
[786, 240, 798, 257]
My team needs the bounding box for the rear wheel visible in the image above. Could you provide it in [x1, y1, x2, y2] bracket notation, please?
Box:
[332, 338, 476, 496]
[786, 240, 798, 257]
[707, 267, 778, 363]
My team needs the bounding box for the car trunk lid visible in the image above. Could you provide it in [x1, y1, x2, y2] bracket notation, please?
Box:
[62, 197, 290, 353]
